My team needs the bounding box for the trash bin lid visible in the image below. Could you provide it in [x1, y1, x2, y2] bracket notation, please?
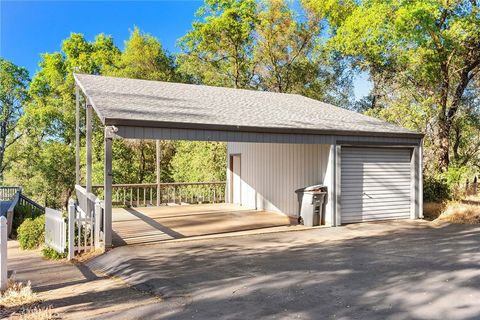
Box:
[304, 184, 324, 192]
[295, 184, 325, 193]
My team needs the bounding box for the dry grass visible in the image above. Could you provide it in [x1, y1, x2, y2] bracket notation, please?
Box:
[423, 202, 447, 220]
[436, 202, 480, 224]
[0, 281, 56, 319]
[0, 281, 38, 309]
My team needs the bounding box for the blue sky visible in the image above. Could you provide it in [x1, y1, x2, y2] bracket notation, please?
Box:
[1, 0, 371, 99]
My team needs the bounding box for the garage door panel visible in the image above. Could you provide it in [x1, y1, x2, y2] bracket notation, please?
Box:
[342, 214, 410, 223]
[341, 195, 411, 203]
[340, 147, 412, 223]
[341, 207, 411, 216]
[343, 167, 410, 175]
[342, 203, 412, 211]
[342, 172, 410, 183]
[341, 185, 412, 192]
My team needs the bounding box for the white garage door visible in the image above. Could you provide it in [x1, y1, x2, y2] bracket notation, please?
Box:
[340, 147, 412, 223]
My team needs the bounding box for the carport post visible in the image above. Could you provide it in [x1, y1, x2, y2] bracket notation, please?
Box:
[86, 103, 93, 193]
[104, 126, 115, 248]
[156, 140, 161, 206]
[75, 87, 80, 185]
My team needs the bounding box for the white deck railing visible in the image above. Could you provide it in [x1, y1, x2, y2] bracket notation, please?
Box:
[0, 216, 7, 291]
[68, 185, 103, 260]
[45, 208, 66, 253]
[91, 182, 226, 207]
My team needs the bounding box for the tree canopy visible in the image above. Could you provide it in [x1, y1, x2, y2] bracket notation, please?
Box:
[306, 0, 480, 173]
[3, 0, 480, 207]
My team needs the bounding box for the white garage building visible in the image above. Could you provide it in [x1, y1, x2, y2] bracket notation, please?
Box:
[74, 74, 423, 247]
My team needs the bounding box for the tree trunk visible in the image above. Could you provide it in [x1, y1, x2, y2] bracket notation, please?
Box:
[436, 119, 450, 172]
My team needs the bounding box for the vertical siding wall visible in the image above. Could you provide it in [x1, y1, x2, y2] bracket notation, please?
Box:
[227, 142, 331, 217]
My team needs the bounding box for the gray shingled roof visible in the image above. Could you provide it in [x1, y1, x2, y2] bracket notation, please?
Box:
[74, 73, 422, 138]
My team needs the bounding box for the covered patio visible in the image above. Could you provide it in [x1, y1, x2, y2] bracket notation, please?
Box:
[111, 204, 296, 246]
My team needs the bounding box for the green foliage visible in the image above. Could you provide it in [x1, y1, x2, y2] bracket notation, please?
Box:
[17, 215, 45, 250]
[0, 59, 30, 182]
[171, 142, 227, 182]
[424, 165, 474, 202]
[12, 203, 43, 236]
[178, 0, 258, 88]
[423, 175, 451, 202]
[178, 0, 353, 106]
[5, 0, 478, 210]
[311, 0, 480, 171]
[41, 246, 66, 260]
[106, 27, 176, 81]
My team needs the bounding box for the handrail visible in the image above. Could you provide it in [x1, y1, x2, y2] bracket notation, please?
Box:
[6, 191, 20, 235]
[75, 184, 99, 203]
[19, 194, 44, 212]
[91, 182, 225, 188]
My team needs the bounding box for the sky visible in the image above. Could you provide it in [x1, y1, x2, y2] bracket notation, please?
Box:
[0, 0, 372, 99]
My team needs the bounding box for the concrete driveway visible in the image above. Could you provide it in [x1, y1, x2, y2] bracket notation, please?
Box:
[88, 221, 480, 320]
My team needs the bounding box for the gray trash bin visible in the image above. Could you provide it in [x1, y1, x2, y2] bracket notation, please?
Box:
[295, 185, 327, 227]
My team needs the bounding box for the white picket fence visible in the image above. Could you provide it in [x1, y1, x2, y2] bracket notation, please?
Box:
[67, 185, 104, 260]
[45, 208, 66, 253]
[0, 216, 7, 291]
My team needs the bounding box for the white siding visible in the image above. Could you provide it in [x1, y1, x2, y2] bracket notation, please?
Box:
[226, 142, 331, 217]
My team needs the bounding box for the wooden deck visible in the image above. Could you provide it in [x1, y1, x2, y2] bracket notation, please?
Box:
[112, 204, 293, 246]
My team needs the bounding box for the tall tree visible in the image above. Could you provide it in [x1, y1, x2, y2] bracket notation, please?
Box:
[8, 33, 120, 207]
[105, 28, 178, 184]
[307, 0, 480, 172]
[255, 0, 352, 106]
[0, 59, 29, 182]
[107, 27, 176, 81]
[178, 0, 258, 88]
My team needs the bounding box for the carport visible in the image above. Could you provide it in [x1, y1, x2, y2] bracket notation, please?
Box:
[73, 73, 424, 248]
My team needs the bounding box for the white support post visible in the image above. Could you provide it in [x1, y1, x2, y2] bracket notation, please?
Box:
[86, 104, 93, 193]
[67, 199, 75, 261]
[156, 140, 161, 207]
[75, 87, 81, 185]
[94, 199, 102, 249]
[104, 126, 114, 248]
[0, 216, 7, 291]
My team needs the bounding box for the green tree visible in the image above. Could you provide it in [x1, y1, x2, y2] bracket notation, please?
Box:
[107, 27, 176, 81]
[104, 28, 179, 185]
[308, 0, 480, 172]
[7, 33, 120, 207]
[178, 0, 258, 88]
[0, 59, 29, 182]
[171, 141, 226, 182]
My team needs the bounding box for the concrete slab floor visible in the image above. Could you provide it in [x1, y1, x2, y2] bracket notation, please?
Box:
[112, 204, 293, 246]
[87, 220, 480, 320]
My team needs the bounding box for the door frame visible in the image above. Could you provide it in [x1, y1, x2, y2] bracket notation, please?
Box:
[229, 153, 241, 205]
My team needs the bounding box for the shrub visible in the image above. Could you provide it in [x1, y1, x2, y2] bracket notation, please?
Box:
[423, 175, 451, 202]
[41, 246, 66, 260]
[12, 203, 43, 237]
[17, 215, 45, 250]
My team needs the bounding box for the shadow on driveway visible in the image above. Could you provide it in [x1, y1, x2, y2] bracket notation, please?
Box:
[88, 221, 480, 320]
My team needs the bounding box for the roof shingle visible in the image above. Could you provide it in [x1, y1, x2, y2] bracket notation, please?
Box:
[74, 73, 423, 138]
